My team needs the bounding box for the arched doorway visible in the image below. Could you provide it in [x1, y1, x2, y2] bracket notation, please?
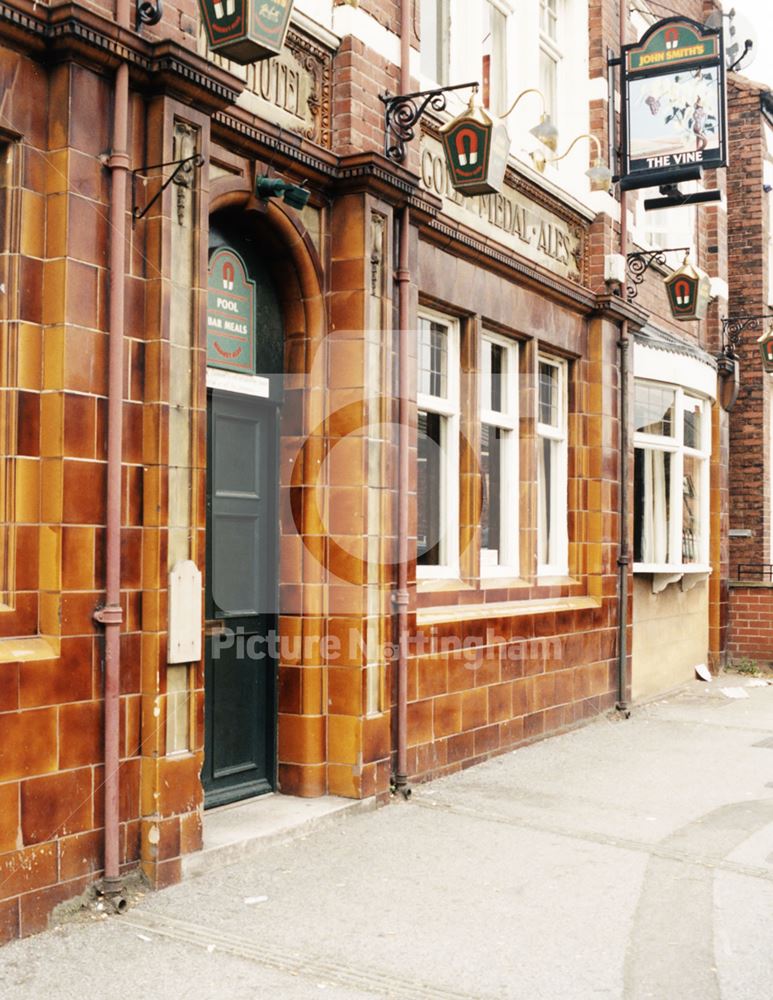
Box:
[203, 208, 285, 807]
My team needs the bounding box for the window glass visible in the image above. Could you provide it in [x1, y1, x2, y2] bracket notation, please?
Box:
[539, 361, 559, 427]
[418, 318, 448, 399]
[417, 410, 443, 567]
[482, 1, 508, 115]
[537, 357, 567, 574]
[420, 0, 449, 85]
[480, 423, 502, 555]
[682, 452, 701, 563]
[540, 0, 558, 40]
[634, 448, 673, 564]
[683, 396, 702, 450]
[635, 383, 675, 436]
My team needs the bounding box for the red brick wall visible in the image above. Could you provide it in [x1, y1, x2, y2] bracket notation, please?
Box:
[727, 77, 772, 571]
[727, 585, 773, 664]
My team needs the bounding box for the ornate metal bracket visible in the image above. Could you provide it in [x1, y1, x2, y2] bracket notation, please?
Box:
[721, 314, 773, 357]
[131, 154, 205, 223]
[625, 247, 690, 301]
[379, 82, 478, 164]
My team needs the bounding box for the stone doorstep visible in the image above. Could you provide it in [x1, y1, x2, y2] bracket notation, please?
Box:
[182, 794, 377, 880]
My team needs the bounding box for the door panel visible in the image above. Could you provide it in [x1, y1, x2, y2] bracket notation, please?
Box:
[203, 391, 277, 808]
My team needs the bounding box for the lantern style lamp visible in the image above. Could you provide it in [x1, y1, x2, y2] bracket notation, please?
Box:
[758, 322, 773, 373]
[530, 133, 613, 192]
[663, 254, 712, 322]
[199, 0, 294, 65]
[441, 87, 558, 196]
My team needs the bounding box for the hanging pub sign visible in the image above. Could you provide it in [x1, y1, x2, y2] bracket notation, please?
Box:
[199, 0, 294, 66]
[207, 249, 256, 373]
[440, 100, 510, 196]
[621, 17, 727, 190]
[663, 254, 712, 322]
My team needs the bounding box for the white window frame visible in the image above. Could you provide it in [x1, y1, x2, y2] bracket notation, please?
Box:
[417, 309, 460, 580]
[480, 332, 519, 576]
[481, 0, 511, 117]
[537, 355, 569, 577]
[420, 0, 451, 87]
[538, 0, 563, 126]
[633, 382, 711, 574]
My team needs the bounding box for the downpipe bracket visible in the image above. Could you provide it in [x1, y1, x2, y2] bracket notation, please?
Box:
[97, 876, 128, 914]
[93, 604, 124, 626]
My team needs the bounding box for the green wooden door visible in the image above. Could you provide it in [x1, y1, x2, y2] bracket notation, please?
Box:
[203, 390, 278, 807]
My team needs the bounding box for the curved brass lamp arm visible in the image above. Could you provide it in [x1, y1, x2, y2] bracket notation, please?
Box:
[501, 88, 547, 120]
[552, 133, 603, 165]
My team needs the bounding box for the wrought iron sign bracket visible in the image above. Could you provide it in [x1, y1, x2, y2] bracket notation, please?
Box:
[625, 247, 690, 301]
[721, 314, 773, 357]
[379, 82, 479, 164]
[131, 154, 205, 223]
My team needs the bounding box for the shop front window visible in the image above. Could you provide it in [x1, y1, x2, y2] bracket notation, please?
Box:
[634, 383, 710, 571]
[537, 356, 568, 575]
[420, 0, 450, 85]
[480, 334, 518, 574]
[417, 313, 459, 576]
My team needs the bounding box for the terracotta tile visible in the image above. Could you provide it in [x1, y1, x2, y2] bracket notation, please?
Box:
[487, 682, 513, 723]
[433, 692, 462, 738]
[524, 711, 545, 740]
[445, 731, 474, 765]
[461, 687, 488, 731]
[327, 763, 360, 798]
[0, 781, 20, 854]
[59, 828, 104, 881]
[277, 762, 326, 797]
[62, 460, 106, 524]
[407, 699, 432, 748]
[61, 527, 95, 589]
[0, 842, 57, 898]
[21, 767, 92, 845]
[362, 713, 390, 765]
[20, 641, 92, 709]
[326, 665, 362, 715]
[416, 655, 448, 699]
[301, 666, 324, 715]
[18, 873, 93, 937]
[60, 592, 100, 636]
[58, 700, 101, 769]
[0, 898, 20, 945]
[0, 709, 58, 781]
[278, 713, 326, 765]
[156, 756, 200, 818]
[15, 526, 40, 591]
[16, 391, 40, 457]
[63, 393, 96, 459]
[474, 723, 500, 756]
[179, 810, 202, 855]
[0, 663, 19, 712]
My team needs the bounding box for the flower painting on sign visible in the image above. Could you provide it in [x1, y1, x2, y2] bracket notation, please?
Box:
[628, 68, 722, 171]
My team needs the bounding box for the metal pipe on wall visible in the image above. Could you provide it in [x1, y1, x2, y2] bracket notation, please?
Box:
[95, 0, 131, 907]
[394, 0, 412, 796]
[616, 0, 631, 715]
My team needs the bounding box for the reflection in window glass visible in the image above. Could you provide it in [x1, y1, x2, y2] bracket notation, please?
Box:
[539, 362, 559, 426]
[482, 1, 508, 115]
[540, 0, 558, 39]
[418, 318, 448, 399]
[635, 383, 675, 436]
[682, 452, 700, 562]
[481, 424, 502, 557]
[634, 448, 672, 564]
[420, 0, 449, 85]
[683, 397, 702, 450]
[417, 410, 442, 566]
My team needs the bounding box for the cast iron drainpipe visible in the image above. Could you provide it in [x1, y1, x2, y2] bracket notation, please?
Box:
[393, 0, 412, 797]
[616, 0, 631, 718]
[92, 0, 131, 911]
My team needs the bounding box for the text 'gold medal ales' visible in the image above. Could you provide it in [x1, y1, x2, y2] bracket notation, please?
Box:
[440, 94, 510, 196]
[199, 0, 294, 65]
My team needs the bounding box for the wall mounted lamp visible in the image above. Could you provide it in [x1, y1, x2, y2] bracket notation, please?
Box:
[530, 133, 613, 192]
[255, 176, 310, 210]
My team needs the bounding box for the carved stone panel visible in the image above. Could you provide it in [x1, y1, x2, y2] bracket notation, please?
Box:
[198, 26, 333, 147]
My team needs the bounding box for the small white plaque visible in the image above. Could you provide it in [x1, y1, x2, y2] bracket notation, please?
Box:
[168, 560, 203, 664]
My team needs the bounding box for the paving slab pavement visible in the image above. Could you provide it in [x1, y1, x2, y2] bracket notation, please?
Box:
[1, 678, 772, 1000]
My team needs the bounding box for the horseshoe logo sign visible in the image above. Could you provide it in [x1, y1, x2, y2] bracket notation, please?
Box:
[455, 128, 480, 168]
[665, 27, 679, 50]
[674, 279, 692, 308]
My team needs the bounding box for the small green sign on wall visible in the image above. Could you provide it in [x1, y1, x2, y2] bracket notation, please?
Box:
[199, 0, 294, 66]
[207, 249, 256, 374]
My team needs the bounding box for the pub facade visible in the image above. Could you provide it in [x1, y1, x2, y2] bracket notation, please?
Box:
[0, 0, 729, 940]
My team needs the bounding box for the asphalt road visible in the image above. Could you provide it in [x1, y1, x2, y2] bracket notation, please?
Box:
[1, 677, 772, 1000]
